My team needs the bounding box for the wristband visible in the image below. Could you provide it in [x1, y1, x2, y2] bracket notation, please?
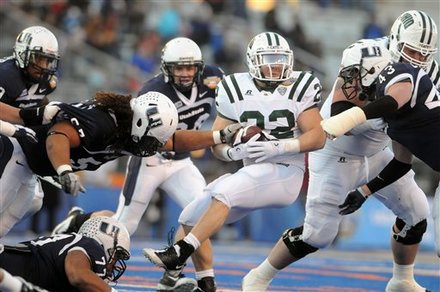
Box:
[284, 139, 301, 154]
[0, 120, 17, 137]
[56, 164, 73, 175]
[212, 130, 222, 144]
[357, 187, 370, 198]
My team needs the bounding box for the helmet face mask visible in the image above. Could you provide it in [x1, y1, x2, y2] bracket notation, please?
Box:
[77, 216, 131, 282]
[161, 37, 204, 92]
[339, 41, 392, 101]
[129, 91, 178, 156]
[246, 32, 294, 86]
[13, 26, 60, 82]
[389, 10, 438, 69]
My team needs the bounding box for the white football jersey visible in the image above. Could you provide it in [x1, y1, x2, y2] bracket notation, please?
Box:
[216, 71, 322, 165]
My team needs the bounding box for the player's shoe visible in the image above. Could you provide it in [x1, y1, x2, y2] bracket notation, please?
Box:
[51, 206, 84, 235]
[17, 276, 48, 292]
[385, 278, 429, 292]
[192, 277, 217, 292]
[241, 268, 272, 292]
[143, 245, 186, 271]
[156, 271, 197, 292]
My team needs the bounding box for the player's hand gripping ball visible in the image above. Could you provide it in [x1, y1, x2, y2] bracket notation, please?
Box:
[232, 125, 267, 146]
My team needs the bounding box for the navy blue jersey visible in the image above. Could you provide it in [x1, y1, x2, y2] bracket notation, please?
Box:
[0, 234, 106, 291]
[376, 62, 440, 171]
[18, 101, 126, 176]
[139, 65, 223, 130]
[0, 57, 56, 108]
[138, 64, 223, 159]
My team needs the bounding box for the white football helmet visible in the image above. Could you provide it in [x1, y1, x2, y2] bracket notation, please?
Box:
[389, 10, 438, 69]
[161, 37, 204, 91]
[77, 216, 130, 282]
[339, 40, 392, 100]
[13, 26, 60, 80]
[246, 32, 294, 85]
[130, 91, 178, 156]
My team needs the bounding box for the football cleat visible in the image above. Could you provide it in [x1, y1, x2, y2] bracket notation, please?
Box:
[242, 268, 272, 292]
[385, 278, 429, 292]
[194, 277, 217, 292]
[143, 245, 186, 271]
[157, 271, 197, 292]
[51, 206, 84, 235]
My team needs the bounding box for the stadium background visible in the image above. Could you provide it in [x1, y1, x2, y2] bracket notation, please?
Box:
[0, 0, 438, 252]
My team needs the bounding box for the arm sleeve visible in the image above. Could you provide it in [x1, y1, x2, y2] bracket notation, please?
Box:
[366, 158, 412, 193]
[362, 95, 399, 119]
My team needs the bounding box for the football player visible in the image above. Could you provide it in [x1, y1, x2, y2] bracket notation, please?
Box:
[114, 37, 225, 292]
[242, 10, 438, 292]
[0, 216, 130, 291]
[0, 91, 238, 238]
[142, 31, 326, 292]
[50, 37, 228, 292]
[0, 26, 61, 240]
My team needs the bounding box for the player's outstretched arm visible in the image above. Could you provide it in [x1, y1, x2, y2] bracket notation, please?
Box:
[65, 250, 114, 292]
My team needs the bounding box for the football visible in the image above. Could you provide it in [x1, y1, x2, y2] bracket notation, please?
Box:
[232, 125, 266, 145]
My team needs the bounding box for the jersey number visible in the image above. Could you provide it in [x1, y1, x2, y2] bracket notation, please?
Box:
[240, 109, 295, 139]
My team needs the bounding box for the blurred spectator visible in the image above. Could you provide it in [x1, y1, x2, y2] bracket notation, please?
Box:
[362, 12, 384, 39]
[156, 5, 182, 41]
[85, 12, 121, 57]
[264, 7, 322, 57]
[130, 30, 161, 76]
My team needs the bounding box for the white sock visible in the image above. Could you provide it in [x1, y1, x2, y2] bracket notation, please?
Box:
[433, 183, 440, 257]
[183, 233, 201, 250]
[254, 259, 280, 281]
[195, 269, 215, 280]
[393, 263, 415, 281]
[0, 269, 23, 292]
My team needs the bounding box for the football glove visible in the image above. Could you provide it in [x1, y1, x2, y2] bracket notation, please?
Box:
[0, 120, 37, 143]
[247, 139, 300, 163]
[12, 125, 38, 143]
[227, 134, 261, 161]
[338, 188, 368, 215]
[17, 276, 49, 292]
[218, 123, 242, 144]
[19, 102, 60, 126]
[58, 170, 86, 196]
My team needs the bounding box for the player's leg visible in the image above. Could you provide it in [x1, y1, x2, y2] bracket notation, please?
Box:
[433, 180, 440, 257]
[155, 160, 206, 291]
[114, 156, 164, 235]
[371, 150, 430, 292]
[242, 150, 361, 291]
[0, 137, 38, 237]
[144, 163, 303, 291]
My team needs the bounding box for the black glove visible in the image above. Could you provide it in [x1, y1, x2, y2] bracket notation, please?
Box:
[338, 188, 367, 215]
[19, 103, 60, 126]
[58, 170, 86, 196]
[17, 276, 49, 292]
[12, 125, 38, 143]
[19, 106, 46, 126]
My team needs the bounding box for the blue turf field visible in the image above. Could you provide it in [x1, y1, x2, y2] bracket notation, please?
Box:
[116, 239, 439, 292]
[2, 234, 439, 291]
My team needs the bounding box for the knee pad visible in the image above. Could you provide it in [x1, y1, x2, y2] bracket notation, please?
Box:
[282, 226, 318, 259]
[393, 218, 427, 245]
